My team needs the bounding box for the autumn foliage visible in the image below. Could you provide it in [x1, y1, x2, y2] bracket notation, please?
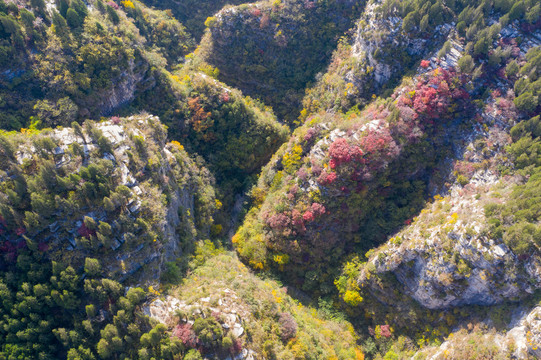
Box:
[234, 67, 472, 287]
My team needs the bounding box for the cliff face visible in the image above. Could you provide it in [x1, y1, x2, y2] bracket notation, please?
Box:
[360, 176, 541, 309]
[0, 115, 216, 283]
[93, 58, 151, 117]
[354, 26, 541, 310]
[414, 305, 541, 359]
[301, 0, 454, 117]
[349, 0, 451, 90]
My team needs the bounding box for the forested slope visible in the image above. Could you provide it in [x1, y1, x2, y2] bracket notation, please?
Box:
[0, 0, 540, 358]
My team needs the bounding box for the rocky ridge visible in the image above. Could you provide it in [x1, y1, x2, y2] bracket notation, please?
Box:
[0, 114, 216, 282]
[356, 26, 541, 310]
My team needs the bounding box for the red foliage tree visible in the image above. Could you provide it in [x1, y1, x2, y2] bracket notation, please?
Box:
[267, 212, 291, 231]
[328, 138, 362, 168]
[379, 325, 392, 338]
[303, 210, 314, 222]
[77, 223, 96, 238]
[173, 323, 199, 348]
[279, 312, 298, 341]
[311, 203, 325, 216]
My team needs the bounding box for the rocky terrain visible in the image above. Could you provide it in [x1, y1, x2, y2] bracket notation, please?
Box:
[0, 115, 216, 282]
[0, 0, 540, 358]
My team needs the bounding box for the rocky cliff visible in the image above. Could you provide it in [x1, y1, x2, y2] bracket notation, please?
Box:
[0, 115, 216, 282]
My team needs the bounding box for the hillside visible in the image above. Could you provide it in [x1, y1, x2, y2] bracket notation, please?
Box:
[198, 0, 364, 122]
[1, 0, 541, 359]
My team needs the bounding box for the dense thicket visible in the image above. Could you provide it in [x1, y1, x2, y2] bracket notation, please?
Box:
[139, 0, 247, 41]
[0, 0, 193, 130]
[199, 0, 365, 123]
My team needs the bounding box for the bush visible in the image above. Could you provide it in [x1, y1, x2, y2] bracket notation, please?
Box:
[278, 312, 297, 341]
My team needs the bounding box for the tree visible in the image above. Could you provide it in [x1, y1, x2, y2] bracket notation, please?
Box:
[30, 0, 46, 15]
[473, 36, 490, 57]
[96, 338, 112, 359]
[66, 8, 84, 28]
[506, 60, 519, 78]
[184, 349, 203, 360]
[56, 0, 70, 17]
[126, 287, 146, 305]
[279, 312, 297, 341]
[526, 3, 540, 24]
[402, 11, 417, 32]
[193, 318, 223, 348]
[420, 14, 429, 32]
[458, 54, 475, 73]
[34, 97, 78, 127]
[84, 258, 102, 277]
[508, 1, 526, 21]
[30, 192, 55, 218]
[106, 5, 120, 24]
[52, 10, 68, 36]
[19, 9, 36, 32]
[514, 92, 538, 113]
[71, 0, 88, 18]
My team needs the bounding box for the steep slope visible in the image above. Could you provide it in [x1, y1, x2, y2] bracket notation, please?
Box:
[233, 0, 540, 302]
[338, 33, 541, 311]
[132, 67, 289, 214]
[0, 0, 193, 129]
[413, 305, 541, 359]
[198, 0, 364, 122]
[1, 0, 289, 220]
[0, 117, 356, 360]
[234, 64, 473, 294]
[139, 0, 248, 41]
[231, 2, 540, 357]
[0, 115, 216, 281]
[0, 0, 540, 358]
[0, 115, 218, 359]
[146, 245, 364, 360]
[302, 0, 541, 118]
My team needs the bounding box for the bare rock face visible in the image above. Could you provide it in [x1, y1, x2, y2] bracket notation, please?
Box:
[145, 291, 248, 330]
[415, 306, 541, 359]
[507, 306, 541, 359]
[98, 59, 150, 116]
[347, 0, 452, 94]
[359, 173, 541, 308]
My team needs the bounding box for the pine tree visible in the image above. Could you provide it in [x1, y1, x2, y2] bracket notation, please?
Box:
[66, 8, 83, 28]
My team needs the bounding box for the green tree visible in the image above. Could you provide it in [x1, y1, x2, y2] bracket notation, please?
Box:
[458, 54, 475, 73]
[402, 11, 417, 32]
[506, 60, 519, 78]
[84, 258, 102, 277]
[34, 97, 78, 127]
[52, 10, 69, 36]
[71, 0, 88, 18]
[420, 14, 429, 32]
[514, 92, 538, 113]
[184, 349, 203, 360]
[106, 5, 120, 24]
[66, 8, 84, 28]
[56, 0, 70, 17]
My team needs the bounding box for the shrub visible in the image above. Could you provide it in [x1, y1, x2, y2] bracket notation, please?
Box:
[279, 312, 297, 341]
